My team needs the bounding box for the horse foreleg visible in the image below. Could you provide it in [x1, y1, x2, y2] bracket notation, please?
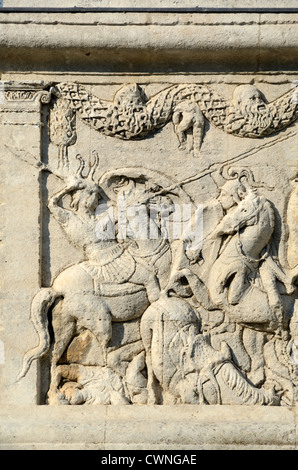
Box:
[140, 312, 159, 405]
[77, 298, 112, 366]
[145, 344, 159, 405]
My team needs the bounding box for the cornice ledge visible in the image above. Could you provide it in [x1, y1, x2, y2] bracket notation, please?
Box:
[0, 12, 297, 72]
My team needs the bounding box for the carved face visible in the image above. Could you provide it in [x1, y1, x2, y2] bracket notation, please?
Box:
[218, 180, 246, 209]
[88, 188, 101, 211]
[218, 186, 235, 210]
[232, 85, 267, 114]
[114, 84, 144, 109]
[76, 185, 100, 212]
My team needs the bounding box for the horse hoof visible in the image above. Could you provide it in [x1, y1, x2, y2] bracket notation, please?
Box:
[147, 391, 158, 405]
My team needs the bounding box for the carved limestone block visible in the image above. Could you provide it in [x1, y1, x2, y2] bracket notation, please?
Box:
[0, 5, 298, 451]
[1, 76, 296, 411]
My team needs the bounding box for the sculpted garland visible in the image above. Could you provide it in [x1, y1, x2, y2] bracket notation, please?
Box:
[17, 81, 298, 406]
[51, 81, 298, 164]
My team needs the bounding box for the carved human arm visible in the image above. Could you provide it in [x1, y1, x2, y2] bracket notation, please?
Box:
[206, 212, 240, 240]
[206, 197, 259, 240]
[47, 177, 84, 226]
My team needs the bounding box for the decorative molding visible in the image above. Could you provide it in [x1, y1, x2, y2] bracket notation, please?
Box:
[2, 81, 52, 103]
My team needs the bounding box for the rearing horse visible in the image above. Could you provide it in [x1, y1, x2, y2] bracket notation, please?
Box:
[16, 170, 173, 404]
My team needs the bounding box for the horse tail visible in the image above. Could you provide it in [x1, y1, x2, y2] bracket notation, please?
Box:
[16, 288, 62, 381]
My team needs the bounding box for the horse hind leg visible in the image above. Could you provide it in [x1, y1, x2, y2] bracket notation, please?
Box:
[47, 312, 76, 404]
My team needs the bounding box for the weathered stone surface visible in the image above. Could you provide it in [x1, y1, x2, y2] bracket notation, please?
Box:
[0, 2, 297, 450]
[0, 10, 298, 75]
[0, 405, 297, 450]
[3, 0, 298, 8]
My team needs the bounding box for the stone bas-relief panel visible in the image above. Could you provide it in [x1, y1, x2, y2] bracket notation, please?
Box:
[2, 78, 298, 407]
